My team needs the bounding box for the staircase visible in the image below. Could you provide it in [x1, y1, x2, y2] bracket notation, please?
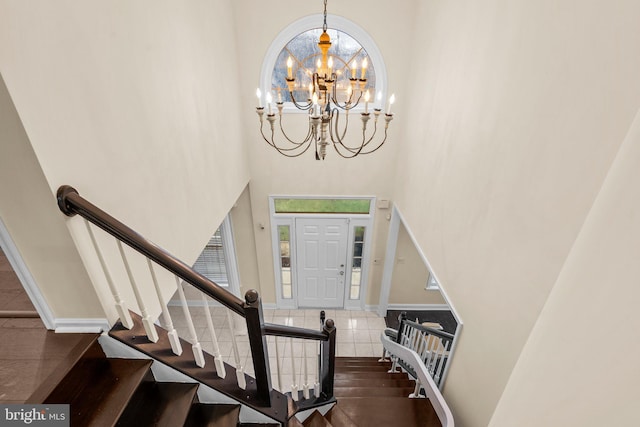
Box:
[290, 357, 441, 427]
[30, 334, 279, 426]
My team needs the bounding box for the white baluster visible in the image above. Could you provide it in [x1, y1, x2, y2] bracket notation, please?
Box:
[84, 220, 134, 329]
[302, 342, 310, 399]
[226, 310, 246, 389]
[314, 339, 320, 398]
[201, 293, 226, 379]
[434, 340, 451, 384]
[175, 277, 205, 368]
[275, 336, 283, 391]
[147, 260, 182, 355]
[409, 380, 423, 398]
[290, 338, 299, 401]
[117, 241, 158, 343]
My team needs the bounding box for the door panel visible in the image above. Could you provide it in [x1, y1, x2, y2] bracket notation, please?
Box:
[296, 218, 348, 308]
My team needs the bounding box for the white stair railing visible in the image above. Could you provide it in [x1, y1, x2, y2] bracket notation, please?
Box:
[226, 310, 246, 389]
[84, 220, 134, 329]
[175, 277, 206, 367]
[147, 260, 182, 355]
[381, 331, 455, 427]
[117, 240, 158, 343]
[289, 337, 299, 400]
[397, 319, 453, 387]
[201, 294, 226, 378]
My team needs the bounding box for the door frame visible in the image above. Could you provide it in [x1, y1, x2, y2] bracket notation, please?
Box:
[269, 195, 376, 310]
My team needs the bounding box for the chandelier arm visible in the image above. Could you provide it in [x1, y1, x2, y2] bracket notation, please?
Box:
[289, 94, 314, 111]
[352, 128, 389, 155]
[266, 124, 316, 157]
[278, 115, 314, 146]
[328, 109, 350, 146]
[328, 109, 371, 153]
[259, 115, 314, 156]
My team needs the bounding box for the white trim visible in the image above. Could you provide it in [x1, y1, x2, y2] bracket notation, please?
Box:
[377, 206, 400, 317]
[259, 13, 389, 113]
[0, 217, 55, 329]
[386, 304, 451, 311]
[54, 318, 110, 333]
[220, 215, 242, 298]
[262, 302, 278, 310]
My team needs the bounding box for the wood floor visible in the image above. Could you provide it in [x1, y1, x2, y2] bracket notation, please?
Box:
[0, 247, 97, 403]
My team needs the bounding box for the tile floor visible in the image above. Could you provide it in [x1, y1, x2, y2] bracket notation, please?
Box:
[168, 306, 388, 393]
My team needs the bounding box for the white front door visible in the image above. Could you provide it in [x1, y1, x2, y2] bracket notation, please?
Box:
[295, 218, 348, 308]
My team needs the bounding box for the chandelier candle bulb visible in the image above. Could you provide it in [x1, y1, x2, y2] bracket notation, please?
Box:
[387, 93, 396, 115]
[266, 92, 273, 115]
[351, 60, 357, 79]
[364, 90, 370, 114]
[361, 57, 368, 79]
[287, 56, 293, 79]
[328, 57, 333, 77]
[256, 88, 262, 108]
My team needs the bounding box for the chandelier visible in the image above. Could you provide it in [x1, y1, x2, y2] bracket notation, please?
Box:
[255, 0, 395, 160]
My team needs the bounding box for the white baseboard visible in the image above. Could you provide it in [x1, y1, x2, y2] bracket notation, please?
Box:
[261, 303, 277, 310]
[386, 304, 450, 311]
[54, 318, 110, 333]
[0, 218, 56, 329]
[365, 304, 379, 313]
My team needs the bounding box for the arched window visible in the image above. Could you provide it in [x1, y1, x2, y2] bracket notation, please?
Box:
[259, 14, 388, 112]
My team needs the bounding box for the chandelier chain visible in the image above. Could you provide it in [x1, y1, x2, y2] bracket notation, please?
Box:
[323, 0, 328, 32]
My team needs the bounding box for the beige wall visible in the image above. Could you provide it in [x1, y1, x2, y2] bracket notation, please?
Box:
[389, 220, 446, 305]
[0, 0, 250, 321]
[489, 107, 640, 425]
[393, 0, 640, 425]
[0, 74, 104, 319]
[232, 0, 414, 306]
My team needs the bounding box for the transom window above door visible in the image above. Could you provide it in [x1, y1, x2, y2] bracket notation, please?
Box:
[273, 198, 371, 214]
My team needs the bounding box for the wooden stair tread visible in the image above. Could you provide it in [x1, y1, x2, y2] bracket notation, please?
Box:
[335, 372, 408, 380]
[336, 397, 441, 427]
[333, 365, 391, 373]
[44, 358, 153, 426]
[333, 386, 415, 397]
[239, 423, 280, 426]
[27, 333, 101, 403]
[287, 416, 305, 427]
[109, 311, 288, 424]
[184, 403, 241, 427]
[302, 410, 332, 427]
[325, 403, 358, 427]
[116, 382, 199, 427]
[334, 378, 414, 388]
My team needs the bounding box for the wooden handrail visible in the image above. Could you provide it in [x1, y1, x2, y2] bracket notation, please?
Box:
[263, 323, 328, 341]
[57, 185, 246, 315]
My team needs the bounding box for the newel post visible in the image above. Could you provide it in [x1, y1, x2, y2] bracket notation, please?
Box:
[244, 289, 272, 405]
[319, 318, 336, 398]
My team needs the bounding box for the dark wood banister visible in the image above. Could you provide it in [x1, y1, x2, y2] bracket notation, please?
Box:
[56, 185, 336, 413]
[56, 185, 246, 316]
